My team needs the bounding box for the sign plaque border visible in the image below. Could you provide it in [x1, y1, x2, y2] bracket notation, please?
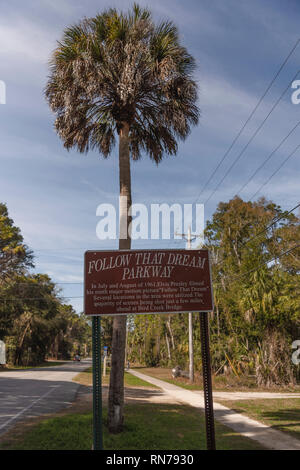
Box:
[84, 248, 214, 317]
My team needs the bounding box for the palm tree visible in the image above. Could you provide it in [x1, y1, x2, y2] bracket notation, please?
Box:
[45, 3, 199, 432]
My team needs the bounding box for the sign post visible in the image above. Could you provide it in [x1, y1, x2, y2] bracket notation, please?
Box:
[84, 249, 215, 450]
[199, 312, 216, 450]
[92, 316, 103, 450]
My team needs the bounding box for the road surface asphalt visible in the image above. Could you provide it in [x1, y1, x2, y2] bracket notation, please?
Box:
[0, 359, 91, 437]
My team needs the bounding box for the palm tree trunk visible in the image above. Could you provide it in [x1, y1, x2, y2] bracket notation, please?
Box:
[108, 122, 131, 433]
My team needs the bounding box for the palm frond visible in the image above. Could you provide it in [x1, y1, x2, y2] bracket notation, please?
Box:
[45, 4, 199, 160]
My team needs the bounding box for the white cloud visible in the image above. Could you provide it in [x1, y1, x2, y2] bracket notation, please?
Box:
[0, 19, 55, 64]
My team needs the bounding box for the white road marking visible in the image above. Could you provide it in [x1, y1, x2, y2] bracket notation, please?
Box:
[0, 385, 60, 431]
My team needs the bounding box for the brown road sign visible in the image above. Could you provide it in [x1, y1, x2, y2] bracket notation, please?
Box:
[84, 249, 214, 316]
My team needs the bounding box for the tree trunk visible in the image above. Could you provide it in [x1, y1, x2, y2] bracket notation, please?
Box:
[216, 304, 220, 338]
[108, 122, 131, 433]
[165, 332, 171, 360]
[167, 315, 175, 349]
[156, 317, 161, 358]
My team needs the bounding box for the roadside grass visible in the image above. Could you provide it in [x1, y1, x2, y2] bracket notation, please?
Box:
[217, 398, 300, 441]
[135, 367, 300, 393]
[0, 401, 265, 450]
[73, 367, 158, 389]
[0, 361, 67, 372]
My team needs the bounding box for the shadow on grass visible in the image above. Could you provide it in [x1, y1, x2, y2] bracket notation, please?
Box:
[0, 402, 265, 450]
[259, 408, 300, 437]
[216, 400, 300, 442]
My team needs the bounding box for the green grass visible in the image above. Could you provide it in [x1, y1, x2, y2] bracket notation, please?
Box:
[0, 403, 265, 450]
[124, 371, 158, 388]
[0, 361, 66, 371]
[217, 398, 300, 441]
[135, 367, 241, 391]
[135, 367, 300, 393]
[73, 367, 158, 388]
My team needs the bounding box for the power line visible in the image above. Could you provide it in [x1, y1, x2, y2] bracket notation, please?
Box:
[168, 97, 300, 252]
[240, 202, 300, 249]
[250, 143, 300, 200]
[192, 39, 300, 206]
[213, 243, 300, 286]
[237, 122, 300, 196]
[0, 281, 84, 289]
[1, 282, 84, 286]
[204, 70, 300, 205]
[0, 295, 83, 303]
[2, 242, 299, 302]
[172, 42, 300, 252]
[212, 202, 300, 269]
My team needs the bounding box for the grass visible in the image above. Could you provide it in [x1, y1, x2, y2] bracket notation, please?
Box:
[0, 401, 265, 450]
[217, 398, 300, 441]
[135, 367, 300, 393]
[73, 367, 158, 389]
[135, 367, 254, 391]
[0, 361, 67, 372]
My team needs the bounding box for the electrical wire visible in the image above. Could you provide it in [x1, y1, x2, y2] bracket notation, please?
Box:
[236, 123, 300, 196]
[204, 70, 300, 205]
[250, 144, 300, 200]
[192, 39, 300, 206]
[213, 243, 300, 286]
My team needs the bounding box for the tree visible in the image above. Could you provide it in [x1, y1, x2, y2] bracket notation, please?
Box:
[0, 202, 91, 366]
[0, 203, 33, 282]
[49, 306, 92, 360]
[204, 196, 300, 381]
[1, 274, 61, 365]
[45, 3, 199, 432]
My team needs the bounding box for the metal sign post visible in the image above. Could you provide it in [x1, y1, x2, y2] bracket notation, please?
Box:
[92, 316, 103, 450]
[199, 312, 216, 450]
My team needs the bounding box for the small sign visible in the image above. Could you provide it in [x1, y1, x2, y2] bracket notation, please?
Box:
[0, 341, 6, 365]
[84, 249, 213, 316]
[103, 346, 108, 356]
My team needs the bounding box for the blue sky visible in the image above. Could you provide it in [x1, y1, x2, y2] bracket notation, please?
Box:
[0, 0, 299, 312]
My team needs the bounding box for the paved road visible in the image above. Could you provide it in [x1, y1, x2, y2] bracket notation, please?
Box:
[0, 359, 91, 437]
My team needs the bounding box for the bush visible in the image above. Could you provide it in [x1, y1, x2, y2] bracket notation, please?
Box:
[255, 328, 296, 387]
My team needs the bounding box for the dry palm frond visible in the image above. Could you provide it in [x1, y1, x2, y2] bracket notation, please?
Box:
[45, 4, 199, 163]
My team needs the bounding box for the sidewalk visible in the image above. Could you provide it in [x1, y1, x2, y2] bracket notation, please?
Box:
[199, 390, 300, 400]
[128, 369, 300, 450]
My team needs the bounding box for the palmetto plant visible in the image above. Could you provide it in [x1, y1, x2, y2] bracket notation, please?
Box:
[45, 3, 199, 432]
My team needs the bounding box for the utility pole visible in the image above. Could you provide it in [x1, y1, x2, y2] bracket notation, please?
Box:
[176, 226, 201, 383]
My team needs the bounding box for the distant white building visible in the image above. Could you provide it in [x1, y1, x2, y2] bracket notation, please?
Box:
[0, 340, 6, 364]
